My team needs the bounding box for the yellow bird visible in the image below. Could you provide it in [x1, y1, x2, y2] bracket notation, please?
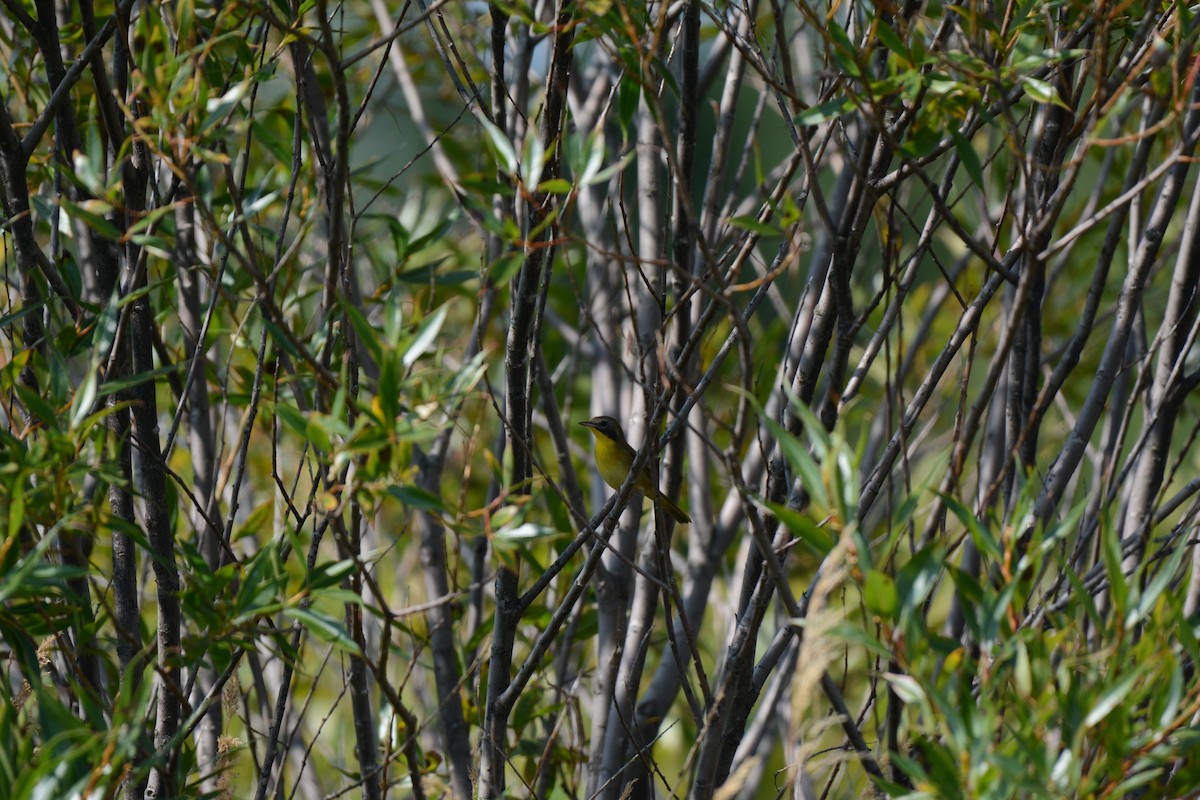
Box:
[579, 415, 690, 524]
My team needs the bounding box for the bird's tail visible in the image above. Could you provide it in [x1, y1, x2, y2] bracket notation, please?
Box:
[655, 492, 690, 524]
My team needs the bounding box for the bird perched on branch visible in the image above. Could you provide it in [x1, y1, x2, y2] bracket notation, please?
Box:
[579, 415, 690, 524]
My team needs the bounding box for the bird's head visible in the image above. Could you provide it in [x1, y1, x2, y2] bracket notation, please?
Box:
[579, 415, 625, 443]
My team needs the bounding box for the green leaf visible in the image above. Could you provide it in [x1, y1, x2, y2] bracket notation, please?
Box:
[15, 384, 59, 431]
[200, 78, 248, 134]
[69, 368, 98, 431]
[728, 215, 781, 236]
[537, 178, 573, 194]
[0, 521, 64, 605]
[939, 491, 1000, 560]
[794, 98, 851, 126]
[262, 319, 301, 359]
[762, 500, 835, 555]
[521, 131, 545, 188]
[1159, 662, 1184, 727]
[1014, 637, 1033, 697]
[97, 360, 188, 398]
[887, 749, 929, 786]
[305, 415, 334, 454]
[341, 300, 383, 365]
[494, 522, 562, 542]
[377, 354, 400, 421]
[6, 486, 22, 542]
[759, 414, 829, 511]
[824, 621, 893, 659]
[284, 607, 361, 654]
[446, 349, 488, 399]
[652, 54, 680, 98]
[1101, 520, 1128, 619]
[827, 22, 862, 78]
[387, 484, 446, 513]
[1129, 538, 1187, 626]
[951, 129, 984, 190]
[918, 738, 962, 797]
[580, 143, 638, 185]
[863, 569, 898, 620]
[945, 564, 983, 638]
[306, 559, 357, 591]
[233, 501, 273, 542]
[616, 77, 640, 135]
[402, 304, 448, 368]
[480, 118, 518, 173]
[61, 198, 122, 241]
[784, 392, 833, 457]
[900, 123, 942, 159]
[1064, 562, 1103, 630]
[896, 545, 942, 624]
[235, 545, 284, 621]
[1021, 76, 1068, 108]
[1178, 607, 1200, 662]
[0, 302, 43, 333]
[491, 252, 525, 284]
[882, 672, 927, 706]
[91, 288, 121, 360]
[274, 403, 309, 439]
[874, 20, 909, 61]
[1083, 669, 1140, 729]
[1110, 768, 1166, 796]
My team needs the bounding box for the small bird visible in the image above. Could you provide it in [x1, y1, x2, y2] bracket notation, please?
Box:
[579, 415, 690, 524]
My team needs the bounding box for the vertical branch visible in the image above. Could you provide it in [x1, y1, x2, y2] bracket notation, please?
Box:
[480, 2, 576, 796]
[175, 188, 224, 796]
[664, 0, 700, 490]
[413, 441, 475, 799]
[315, 0, 383, 794]
[2, 0, 102, 720]
[113, 8, 183, 788]
[131, 278, 183, 800]
[1119, 172, 1200, 557]
[1034, 88, 1200, 528]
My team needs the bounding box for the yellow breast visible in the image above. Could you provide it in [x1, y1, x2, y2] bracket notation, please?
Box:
[593, 435, 638, 492]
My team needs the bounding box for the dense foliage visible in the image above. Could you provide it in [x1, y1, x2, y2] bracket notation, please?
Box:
[3, 0, 1200, 798]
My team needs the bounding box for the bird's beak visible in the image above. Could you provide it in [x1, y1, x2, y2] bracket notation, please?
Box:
[579, 419, 598, 430]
